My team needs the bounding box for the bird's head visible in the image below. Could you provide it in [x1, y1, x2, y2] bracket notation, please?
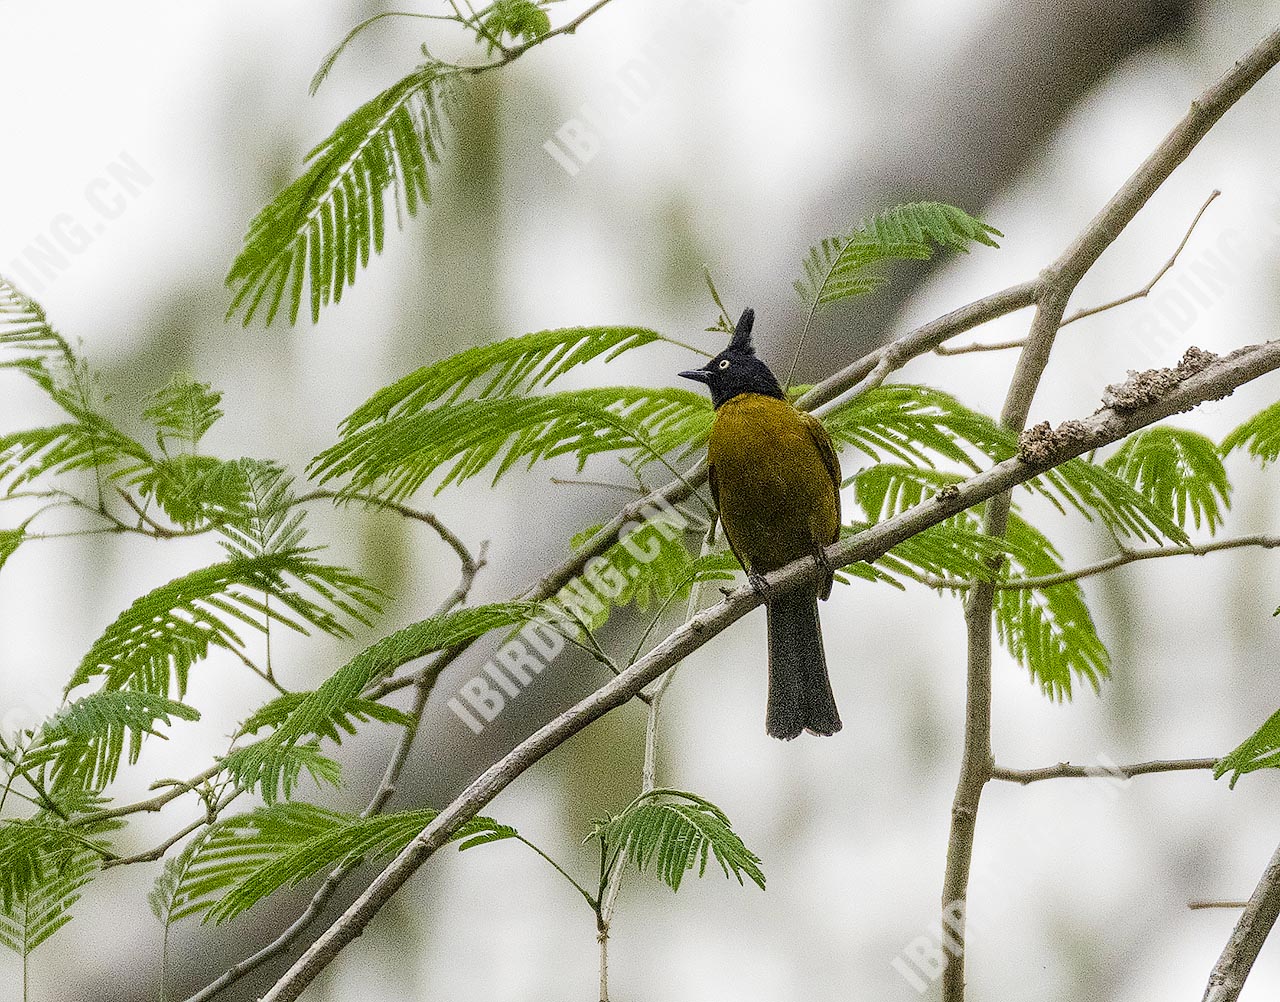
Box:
[678, 308, 785, 409]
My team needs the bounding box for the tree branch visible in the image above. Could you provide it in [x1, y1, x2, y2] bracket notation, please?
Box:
[935, 188, 1221, 354]
[1201, 838, 1280, 1002]
[260, 337, 1280, 1002]
[296, 489, 481, 586]
[912, 535, 1280, 592]
[69, 765, 223, 827]
[1059, 188, 1221, 328]
[938, 27, 1280, 1001]
[991, 757, 1218, 784]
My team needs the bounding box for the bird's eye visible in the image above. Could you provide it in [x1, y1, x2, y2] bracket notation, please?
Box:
[717, 359, 731, 370]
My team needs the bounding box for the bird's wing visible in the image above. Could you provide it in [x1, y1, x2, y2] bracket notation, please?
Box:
[801, 411, 842, 532]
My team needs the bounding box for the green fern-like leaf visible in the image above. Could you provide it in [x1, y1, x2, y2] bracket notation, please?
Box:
[252, 602, 534, 750]
[851, 463, 966, 519]
[240, 691, 412, 744]
[1222, 401, 1280, 467]
[825, 384, 1187, 545]
[21, 691, 200, 794]
[850, 459, 1110, 698]
[0, 838, 97, 959]
[130, 454, 230, 529]
[541, 513, 731, 634]
[1039, 457, 1188, 545]
[142, 377, 224, 453]
[149, 831, 213, 927]
[455, 822, 520, 852]
[479, 0, 552, 52]
[341, 327, 665, 433]
[0, 278, 155, 499]
[311, 387, 713, 500]
[226, 64, 458, 325]
[68, 550, 381, 699]
[0, 276, 72, 359]
[174, 803, 508, 923]
[825, 385, 1008, 470]
[1216, 707, 1280, 788]
[994, 514, 1109, 699]
[1104, 426, 1231, 533]
[0, 416, 151, 495]
[795, 202, 1000, 309]
[148, 829, 212, 999]
[165, 802, 346, 923]
[221, 740, 343, 805]
[847, 466, 996, 590]
[0, 519, 30, 573]
[595, 789, 765, 893]
[0, 288, 152, 493]
[214, 459, 308, 557]
[0, 817, 113, 914]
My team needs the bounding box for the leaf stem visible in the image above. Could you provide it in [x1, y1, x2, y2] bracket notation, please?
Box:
[514, 834, 599, 909]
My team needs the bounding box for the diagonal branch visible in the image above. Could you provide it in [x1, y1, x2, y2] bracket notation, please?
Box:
[1201, 838, 1280, 1002]
[259, 337, 1280, 1002]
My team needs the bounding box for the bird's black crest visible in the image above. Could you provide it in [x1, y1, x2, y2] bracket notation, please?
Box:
[677, 306, 783, 408]
[728, 308, 755, 355]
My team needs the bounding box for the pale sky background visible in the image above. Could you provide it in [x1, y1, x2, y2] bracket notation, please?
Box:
[3, 2, 1280, 1001]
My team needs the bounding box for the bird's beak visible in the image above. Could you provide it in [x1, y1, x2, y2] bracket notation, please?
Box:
[678, 368, 712, 384]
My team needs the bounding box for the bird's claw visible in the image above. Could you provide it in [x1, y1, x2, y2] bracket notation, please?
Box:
[813, 547, 835, 576]
[748, 572, 771, 598]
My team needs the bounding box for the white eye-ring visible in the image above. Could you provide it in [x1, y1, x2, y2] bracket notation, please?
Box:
[717, 359, 731, 370]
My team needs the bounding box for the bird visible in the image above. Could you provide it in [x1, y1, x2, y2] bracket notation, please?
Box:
[679, 308, 843, 740]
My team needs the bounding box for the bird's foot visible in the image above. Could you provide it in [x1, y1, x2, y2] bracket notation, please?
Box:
[747, 572, 771, 598]
[813, 545, 835, 577]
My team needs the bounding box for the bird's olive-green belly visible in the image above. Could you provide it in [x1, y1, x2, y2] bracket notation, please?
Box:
[708, 396, 839, 573]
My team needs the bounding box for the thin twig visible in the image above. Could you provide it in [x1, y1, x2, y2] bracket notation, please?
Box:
[549, 477, 646, 495]
[935, 188, 1221, 355]
[70, 765, 223, 827]
[259, 338, 1280, 1002]
[1191, 901, 1251, 911]
[117, 488, 180, 538]
[991, 758, 1218, 784]
[1059, 188, 1221, 327]
[296, 489, 479, 581]
[102, 789, 243, 870]
[226, 644, 290, 696]
[911, 535, 1280, 592]
[934, 337, 1029, 356]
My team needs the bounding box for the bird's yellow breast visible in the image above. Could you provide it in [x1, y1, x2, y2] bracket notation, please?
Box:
[707, 393, 840, 574]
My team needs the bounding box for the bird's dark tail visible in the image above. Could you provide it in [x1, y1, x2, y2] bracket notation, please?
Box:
[765, 587, 842, 740]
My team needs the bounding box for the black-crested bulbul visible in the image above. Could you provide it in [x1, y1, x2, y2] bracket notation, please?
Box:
[679, 308, 843, 740]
